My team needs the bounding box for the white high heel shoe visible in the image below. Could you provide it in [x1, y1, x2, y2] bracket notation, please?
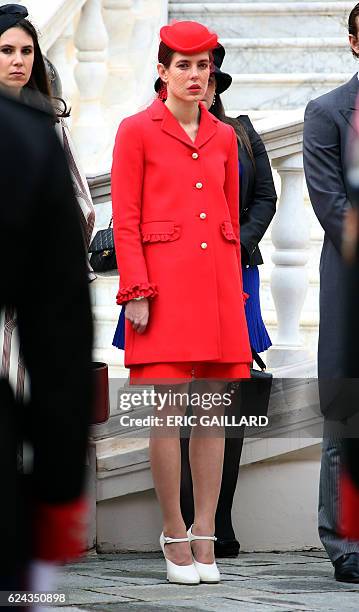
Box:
[159, 532, 200, 585]
[187, 525, 221, 583]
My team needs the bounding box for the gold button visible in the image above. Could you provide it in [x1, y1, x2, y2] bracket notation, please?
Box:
[192, 152, 199, 159]
[201, 242, 208, 249]
[196, 182, 203, 189]
[200, 212, 207, 220]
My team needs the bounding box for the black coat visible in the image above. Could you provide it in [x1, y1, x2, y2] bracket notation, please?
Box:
[237, 115, 277, 266]
[303, 75, 359, 379]
[0, 94, 93, 580]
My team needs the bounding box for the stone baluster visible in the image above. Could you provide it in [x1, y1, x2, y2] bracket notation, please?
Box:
[131, 0, 166, 107]
[48, 22, 78, 125]
[267, 151, 311, 370]
[102, 0, 136, 116]
[72, 0, 109, 171]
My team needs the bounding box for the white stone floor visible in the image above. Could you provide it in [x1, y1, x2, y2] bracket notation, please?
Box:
[51, 550, 359, 611]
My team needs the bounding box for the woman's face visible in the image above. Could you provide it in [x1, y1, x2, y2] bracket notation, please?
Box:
[158, 51, 211, 102]
[0, 27, 34, 95]
[201, 74, 216, 110]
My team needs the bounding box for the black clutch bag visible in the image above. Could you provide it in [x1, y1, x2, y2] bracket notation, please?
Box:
[88, 219, 117, 273]
[229, 349, 273, 418]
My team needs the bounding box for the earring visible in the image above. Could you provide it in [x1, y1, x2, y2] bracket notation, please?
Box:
[158, 81, 168, 101]
[211, 92, 216, 107]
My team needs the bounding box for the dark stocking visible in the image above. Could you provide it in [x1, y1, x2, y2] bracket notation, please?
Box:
[180, 436, 194, 528]
[215, 431, 244, 540]
[180, 428, 245, 538]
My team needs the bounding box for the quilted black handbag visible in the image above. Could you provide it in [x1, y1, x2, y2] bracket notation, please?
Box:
[88, 219, 117, 273]
[229, 349, 273, 418]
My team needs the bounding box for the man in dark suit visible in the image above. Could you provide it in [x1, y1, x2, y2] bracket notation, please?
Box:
[0, 91, 93, 599]
[303, 2, 359, 582]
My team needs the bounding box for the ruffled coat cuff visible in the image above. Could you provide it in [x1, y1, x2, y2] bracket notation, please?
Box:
[116, 282, 158, 304]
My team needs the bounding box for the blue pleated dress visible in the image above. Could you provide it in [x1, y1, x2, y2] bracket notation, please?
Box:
[242, 265, 271, 353]
[113, 305, 125, 350]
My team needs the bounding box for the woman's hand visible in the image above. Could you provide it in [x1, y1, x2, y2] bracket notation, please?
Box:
[125, 298, 149, 334]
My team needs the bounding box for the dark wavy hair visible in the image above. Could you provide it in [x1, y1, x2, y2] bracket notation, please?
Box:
[14, 19, 69, 118]
[209, 91, 255, 167]
[348, 3, 359, 58]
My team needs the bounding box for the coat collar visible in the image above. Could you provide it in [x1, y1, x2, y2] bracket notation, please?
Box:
[339, 73, 359, 130]
[147, 98, 218, 149]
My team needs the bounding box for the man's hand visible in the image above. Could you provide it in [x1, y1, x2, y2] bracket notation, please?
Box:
[125, 298, 149, 334]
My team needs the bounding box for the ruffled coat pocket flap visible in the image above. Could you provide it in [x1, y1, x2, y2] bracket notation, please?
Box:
[221, 221, 238, 243]
[140, 221, 180, 243]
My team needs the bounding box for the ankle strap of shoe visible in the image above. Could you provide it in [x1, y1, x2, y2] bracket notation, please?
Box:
[162, 535, 189, 544]
[190, 533, 217, 542]
[188, 526, 217, 542]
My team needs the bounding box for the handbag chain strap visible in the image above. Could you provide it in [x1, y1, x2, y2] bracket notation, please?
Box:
[251, 348, 266, 371]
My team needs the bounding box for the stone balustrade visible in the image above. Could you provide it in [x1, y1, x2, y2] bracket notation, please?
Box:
[24, 0, 167, 172]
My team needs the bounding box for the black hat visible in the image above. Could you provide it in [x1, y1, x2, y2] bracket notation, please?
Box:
[0, 4, 28, 37]
[154, 41, 232, 94]
[212, 43, 232, 94]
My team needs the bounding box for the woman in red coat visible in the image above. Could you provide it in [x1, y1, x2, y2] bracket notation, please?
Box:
[112, 21, 251, 585]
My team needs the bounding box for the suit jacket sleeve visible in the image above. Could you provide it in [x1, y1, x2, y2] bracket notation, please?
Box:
[111, 117, 158, 303]
[239, 116, 277, 260]
[303, 98, 350, 254]
[224, 126, 247, 301]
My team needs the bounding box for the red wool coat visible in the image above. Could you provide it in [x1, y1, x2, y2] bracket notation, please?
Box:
[111, 99, 251, 367]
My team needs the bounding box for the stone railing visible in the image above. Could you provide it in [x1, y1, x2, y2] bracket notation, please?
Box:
[88, 113, 313, 374]
[23, 0, 168, 173]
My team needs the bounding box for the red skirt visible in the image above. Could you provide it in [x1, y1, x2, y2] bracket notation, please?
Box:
[130, 361, 251, 385]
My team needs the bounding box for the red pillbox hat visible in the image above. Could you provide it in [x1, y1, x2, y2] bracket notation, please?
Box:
[160, 20, 218, 54]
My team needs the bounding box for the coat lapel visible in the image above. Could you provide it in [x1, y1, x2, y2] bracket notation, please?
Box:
[339, 74, 359, 130]
[195, 103, 218, 149]
[148, 99, 218, 149]
[161, 106, 197, 148]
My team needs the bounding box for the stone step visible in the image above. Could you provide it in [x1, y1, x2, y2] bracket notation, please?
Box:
[220, 72, 351, 110]
[169, 3, 352, 38]
[93, 346, 126, 378]
[90, 272, 119, 307]
[93, 305, 119, 349]
[220, 37, 355, 74]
